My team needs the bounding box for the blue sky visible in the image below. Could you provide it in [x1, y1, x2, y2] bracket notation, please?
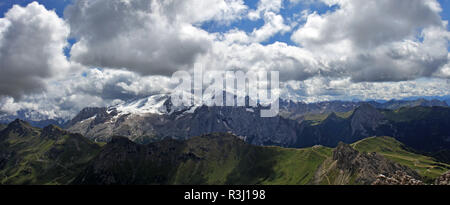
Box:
[0, 0, 70, 17]
[0, 0, 449, 117]
[2, 0, 448, 48]
[1, 0, 447, 20]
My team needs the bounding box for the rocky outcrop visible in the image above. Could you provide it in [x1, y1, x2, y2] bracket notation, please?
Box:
[372, 170, 450, 185]
[435, 171, 450, 185]
[333, 143, 421, 185]
[372, 171, 424, 185]
[64, 107, 114, 128]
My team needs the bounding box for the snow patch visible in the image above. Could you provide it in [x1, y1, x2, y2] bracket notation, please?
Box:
[246, 108, 255, 113]
[79, 115, 96, 124]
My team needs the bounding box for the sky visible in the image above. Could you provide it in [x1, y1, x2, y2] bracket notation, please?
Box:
[0, 0, 449, 120]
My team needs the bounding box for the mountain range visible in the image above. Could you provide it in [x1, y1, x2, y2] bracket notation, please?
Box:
[1, 95, 450, 185]
[1, 95, 448, 129]
[63, 96, 450, 160]
[0, 121, 448, 185]
[0, 109, 65, 128]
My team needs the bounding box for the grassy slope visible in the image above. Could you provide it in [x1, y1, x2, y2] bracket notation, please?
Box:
[303, 110, 354, 125]
[381, 106, 450, 122]
[352, 136, 450, 182]
[0, 124, 101, 185]
[280, 136, 450, 185]
[23, 133, 450, 185]
[260, 146, 332, 185]
[169, 134, 333, 185]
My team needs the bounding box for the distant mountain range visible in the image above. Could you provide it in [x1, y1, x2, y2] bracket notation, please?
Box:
[2, 95, 449, 157]
[1, 95, 448, 129]
[63, 96, 450, 157]
[0, 121, 448, 185]
[0, 109, 65, 128]
[279, 98, 448, 120]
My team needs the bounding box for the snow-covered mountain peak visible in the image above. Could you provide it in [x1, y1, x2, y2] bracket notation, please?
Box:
[108, 93, 201, 116]
[110, 94, 171, 115]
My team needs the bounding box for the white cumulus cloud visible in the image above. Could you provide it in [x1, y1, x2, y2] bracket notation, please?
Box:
[0, 2, 71, 99]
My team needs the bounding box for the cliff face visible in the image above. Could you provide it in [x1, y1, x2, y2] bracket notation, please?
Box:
[350, 104, 388, 136]
[67, 105, 304, 147]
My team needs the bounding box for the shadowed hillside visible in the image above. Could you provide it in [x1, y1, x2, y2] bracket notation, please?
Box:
[0, 121, 448, 185]
[0, 120, 101, 184]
